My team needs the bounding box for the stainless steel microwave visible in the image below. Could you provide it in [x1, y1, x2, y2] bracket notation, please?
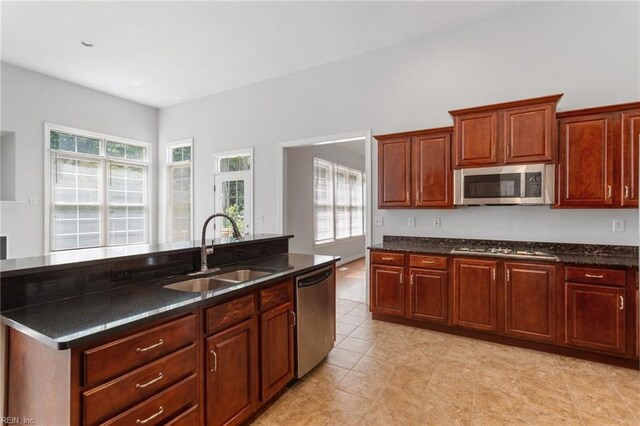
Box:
[454, 164, 554, 205]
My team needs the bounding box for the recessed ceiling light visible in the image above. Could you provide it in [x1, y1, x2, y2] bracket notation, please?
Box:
[80, 40, 94, 48]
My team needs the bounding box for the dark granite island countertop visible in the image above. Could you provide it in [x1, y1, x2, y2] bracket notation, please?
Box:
[1, 253, 338, 350]
[369, 236, 638, 268]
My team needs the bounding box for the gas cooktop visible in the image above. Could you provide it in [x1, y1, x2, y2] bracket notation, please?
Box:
[450, 246, 559, 260]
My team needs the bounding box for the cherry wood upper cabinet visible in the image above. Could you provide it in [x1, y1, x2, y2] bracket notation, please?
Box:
[370, 264, 405, 317]
[556, 102, 640, 208]
[376, 127, 453, 209]
[377, 137, 412, 207]
[504, 262, 556, 343]
[450, 94, 562, 168]
[557, 114, 614, 206]
[621, 110, 640, 207]
[452, 258, 498, 332]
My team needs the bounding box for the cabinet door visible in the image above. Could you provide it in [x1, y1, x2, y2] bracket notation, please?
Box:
[206, 319, 257, 426]
[412, 133, 452, 207]
[453, 258, 498, 331]
[565, 283, 625, 355]
[453, 112, 499, 167]
[504, 263, 556, 342]
[408, 268, 447, 324]
[504, 103, 555, 163]
[260, 302, 294, 402]
[558, 114, 614, 206]
[621, 110, 640, 207]
[378, 138, 412, 207]
[370, 265, 405, 317]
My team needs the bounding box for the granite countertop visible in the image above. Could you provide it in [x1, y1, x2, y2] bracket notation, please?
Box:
[369, 237, 638, 268]
[0, 253, 338, 350]
[0, 233, 293, 277]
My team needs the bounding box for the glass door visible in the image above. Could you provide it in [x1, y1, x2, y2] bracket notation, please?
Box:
[213, 152, 252, 238]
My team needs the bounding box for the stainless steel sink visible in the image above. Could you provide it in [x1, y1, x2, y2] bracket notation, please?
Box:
[163, 268, 274, 293]
[213, 269, 272, 282]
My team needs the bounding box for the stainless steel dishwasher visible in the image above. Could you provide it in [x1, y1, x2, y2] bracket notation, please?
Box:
[295, 265, 336, 378]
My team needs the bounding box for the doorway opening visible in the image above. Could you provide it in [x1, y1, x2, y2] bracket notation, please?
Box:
[212, 149, 253, 237]
[278, 130, 372, 306]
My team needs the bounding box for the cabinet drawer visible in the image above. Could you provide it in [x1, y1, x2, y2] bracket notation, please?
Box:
[409, 255, 448, 270]
[165, 405, 198, 426]
[565, 266, 625, 287]
[100, 374, 197, 426]
[206, 294, 254, 334]
[83, 344, 196, 425]
[371, 252, 405, 266]
[260, 280, 293, 311]
[84, 314, 196, 386]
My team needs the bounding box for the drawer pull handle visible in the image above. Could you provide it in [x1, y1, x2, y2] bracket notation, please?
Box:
[210, 350, 217, 373]
[136, 339, 164, 353]
[136, 406, 163, 424]
[585, 274, 604, 279]
[135, 372, 163, 389]
[421, 260, 435, 264]
[381, 257, 394, 261]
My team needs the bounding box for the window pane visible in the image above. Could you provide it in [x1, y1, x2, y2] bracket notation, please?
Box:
[108, 163, 147, 246]
[313, 158, 334, 243]
[76, 136, 100, 155]
[335, 166, 350, 239]
[106, 141, 126, 158]
[350, 172, 364, 236]
[126, 144, 145, 161]
[218, 155, 250, 172]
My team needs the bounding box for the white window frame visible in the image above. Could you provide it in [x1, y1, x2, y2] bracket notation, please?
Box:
[163, 139, 194, 242]
[313, 157, 365, 246]
[44, 123, 152, 254]
[212, 148, 254, 238]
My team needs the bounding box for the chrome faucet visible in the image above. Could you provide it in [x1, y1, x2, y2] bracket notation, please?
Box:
[199, 213, 243, 272]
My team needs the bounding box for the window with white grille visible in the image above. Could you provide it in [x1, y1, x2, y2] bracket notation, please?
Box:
[313, 158, 365, 244]
[166, 142, 192, 242]
[46, 125, 150, 252]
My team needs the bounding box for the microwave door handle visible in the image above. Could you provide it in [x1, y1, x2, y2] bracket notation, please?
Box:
[521, 173, 526, 199]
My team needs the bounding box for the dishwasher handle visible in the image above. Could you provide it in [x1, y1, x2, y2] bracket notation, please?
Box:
[296, 266, 333, 288]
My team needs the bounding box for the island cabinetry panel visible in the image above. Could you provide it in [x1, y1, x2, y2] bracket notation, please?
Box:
[450, 94, 561, 167]
[376, 127, 453, 209]
[205, 318, 257, 426]
[504, 263, 556, 342]
[453, 258, 498, 331]
[259, 280, 295, 402]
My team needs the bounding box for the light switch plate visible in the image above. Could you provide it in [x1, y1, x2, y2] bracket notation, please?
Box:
[408, 217, 415, 227]
[373, 216, 384, 227]
[613, 219, 625, 232]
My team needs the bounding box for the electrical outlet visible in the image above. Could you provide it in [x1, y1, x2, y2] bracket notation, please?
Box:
[613, 219, 625, 232]
[373, 216, 384, 227]
[433, 217, 441, 227]
[111, 269, 133, 281]
[408, 217, 415, 227]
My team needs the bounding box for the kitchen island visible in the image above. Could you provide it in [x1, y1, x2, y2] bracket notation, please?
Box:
[1, 234, 339, 426]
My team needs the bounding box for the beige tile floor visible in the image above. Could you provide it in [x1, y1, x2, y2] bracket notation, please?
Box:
[252, 299, 640, 426]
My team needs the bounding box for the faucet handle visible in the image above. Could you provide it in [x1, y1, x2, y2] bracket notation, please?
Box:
[205, 247, 214, 255]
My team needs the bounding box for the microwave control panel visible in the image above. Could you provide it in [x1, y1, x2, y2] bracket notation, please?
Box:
[525, 172, 542, 197]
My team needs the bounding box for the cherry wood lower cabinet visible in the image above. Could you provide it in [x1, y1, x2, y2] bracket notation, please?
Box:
[453, 258, 498, 332]
[504, 263, 556, 342]
[370, 264, 405, 317]
[408, 268, 448, 324]
[565, 283, 626, 355]
[206, 318, 257, 426]
[260, 300, 295, 402]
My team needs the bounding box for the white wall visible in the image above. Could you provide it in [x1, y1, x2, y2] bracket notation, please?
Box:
[0, 131, 16, 201]
[0, 63, 159, 258]
[286, 143, 365, 263]
[159, 2, 640, 247]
